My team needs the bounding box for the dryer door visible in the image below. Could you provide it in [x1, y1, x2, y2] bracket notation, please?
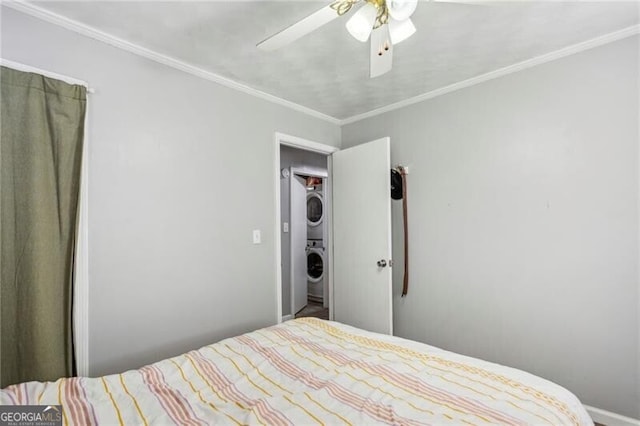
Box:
[306, 192, 324, 226]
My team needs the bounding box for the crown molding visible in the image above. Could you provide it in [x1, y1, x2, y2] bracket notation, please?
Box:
[2, 0, 342, 125]
[3, 1, 638, 127]
[340, 24, 640, 125]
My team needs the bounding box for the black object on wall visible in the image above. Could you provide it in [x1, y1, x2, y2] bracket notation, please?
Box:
[391, 169, 403, 200]
[391, 166, 409, 296]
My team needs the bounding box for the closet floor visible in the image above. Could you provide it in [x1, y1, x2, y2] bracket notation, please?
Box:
[295, 301, 329, 320]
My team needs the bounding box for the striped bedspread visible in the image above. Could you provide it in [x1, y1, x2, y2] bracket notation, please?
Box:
[2, 318, 592, 425]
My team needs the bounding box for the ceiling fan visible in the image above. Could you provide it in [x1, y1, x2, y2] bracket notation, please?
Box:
[257, 0, 421, 78]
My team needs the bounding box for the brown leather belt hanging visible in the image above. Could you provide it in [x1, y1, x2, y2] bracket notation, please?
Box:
[399, 167, 409, 297]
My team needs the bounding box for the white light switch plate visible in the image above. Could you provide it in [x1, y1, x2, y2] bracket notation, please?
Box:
[253, 229, 261, 244]
[283, 222, 289, 233]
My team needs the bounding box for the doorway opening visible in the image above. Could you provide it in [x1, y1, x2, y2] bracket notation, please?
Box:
[289, 168, 327, 320]
[274, 133, 338, 324]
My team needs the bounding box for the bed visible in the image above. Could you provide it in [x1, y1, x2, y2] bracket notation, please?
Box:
[1, 317, 593, 425]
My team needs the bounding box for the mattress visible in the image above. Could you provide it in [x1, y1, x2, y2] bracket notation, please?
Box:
[1, 317, 593, 425]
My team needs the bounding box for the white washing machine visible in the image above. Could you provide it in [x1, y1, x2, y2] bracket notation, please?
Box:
[306, 189, 324, 240]
[306, 239, 324, 303]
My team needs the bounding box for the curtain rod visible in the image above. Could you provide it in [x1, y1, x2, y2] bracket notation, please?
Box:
[0, 58, 95, 93]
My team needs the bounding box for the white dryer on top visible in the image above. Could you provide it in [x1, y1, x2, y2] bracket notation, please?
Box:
[306, 190, 324, 240]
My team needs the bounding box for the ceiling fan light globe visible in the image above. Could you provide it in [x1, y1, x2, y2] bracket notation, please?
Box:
[388, 18, 416, 44]
[386, 0, 418, 21]
[346, 2, 378, 42]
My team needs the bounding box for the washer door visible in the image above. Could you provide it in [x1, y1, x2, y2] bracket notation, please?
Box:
[307, 249, 324, 283]
[306, 192, 324, 227]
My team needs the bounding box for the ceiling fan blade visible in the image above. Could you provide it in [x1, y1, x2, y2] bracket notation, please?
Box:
[370, 25, 393, 78]
[257, 5, 340, 51]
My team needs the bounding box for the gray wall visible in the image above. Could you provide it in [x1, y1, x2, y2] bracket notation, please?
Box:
[342, 36, 639, 418]
[279, 146, 327, 316]
[1, 7, 340, 376]
[3, 5, 639, 418]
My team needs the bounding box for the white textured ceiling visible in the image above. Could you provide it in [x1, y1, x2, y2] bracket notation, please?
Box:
[30, 1, 639, 120]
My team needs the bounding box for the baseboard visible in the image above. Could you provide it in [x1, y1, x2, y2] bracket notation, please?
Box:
[281, 314, 294, 322]
[585, 405, 640, 426]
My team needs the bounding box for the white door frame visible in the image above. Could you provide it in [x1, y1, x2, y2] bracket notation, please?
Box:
[274, 132, 338, 324]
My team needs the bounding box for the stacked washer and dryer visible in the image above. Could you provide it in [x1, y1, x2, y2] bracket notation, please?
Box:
[306, 183, 325, 303]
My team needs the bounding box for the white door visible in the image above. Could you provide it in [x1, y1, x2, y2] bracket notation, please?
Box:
[290, 174, 308, 315]
[332, 137, 392, 334]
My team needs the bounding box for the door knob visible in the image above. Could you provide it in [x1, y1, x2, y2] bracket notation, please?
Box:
[377, 259, 387, 268]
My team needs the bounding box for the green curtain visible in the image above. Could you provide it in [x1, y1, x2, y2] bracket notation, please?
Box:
[1, 66, 86, 387]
